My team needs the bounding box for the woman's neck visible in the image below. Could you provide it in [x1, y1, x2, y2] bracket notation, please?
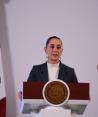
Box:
[47, 60, 60, 64]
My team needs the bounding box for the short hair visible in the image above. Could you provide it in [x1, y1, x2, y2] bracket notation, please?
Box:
[46, 36, 62, 48]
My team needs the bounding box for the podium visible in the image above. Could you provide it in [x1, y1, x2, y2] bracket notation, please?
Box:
[21, 82, 90, 116]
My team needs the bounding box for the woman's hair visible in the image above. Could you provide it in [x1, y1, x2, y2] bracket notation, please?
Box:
[46, 36, 62, 48]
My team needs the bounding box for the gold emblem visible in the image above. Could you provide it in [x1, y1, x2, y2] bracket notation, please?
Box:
[43, 80, 70, 106]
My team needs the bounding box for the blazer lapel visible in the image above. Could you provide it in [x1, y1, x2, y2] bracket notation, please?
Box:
[58, 62, 66, 81]
[41, 62, 49, 82]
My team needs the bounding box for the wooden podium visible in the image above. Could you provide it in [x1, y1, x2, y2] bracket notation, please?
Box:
[21, 82, 90, 115]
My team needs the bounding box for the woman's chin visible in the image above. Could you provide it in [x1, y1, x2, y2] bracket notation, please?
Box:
[51, 58, 59, 63]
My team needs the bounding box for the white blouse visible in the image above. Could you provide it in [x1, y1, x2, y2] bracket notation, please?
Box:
[47, 62, 59, 81]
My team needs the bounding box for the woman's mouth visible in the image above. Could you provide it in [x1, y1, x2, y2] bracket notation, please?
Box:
[52, 54, 58, 57]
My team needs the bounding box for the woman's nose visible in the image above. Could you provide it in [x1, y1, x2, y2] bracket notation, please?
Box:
[53, 46, 58, 51]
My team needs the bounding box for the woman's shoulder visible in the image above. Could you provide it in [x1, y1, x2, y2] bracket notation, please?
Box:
[60, 62, 74, 71]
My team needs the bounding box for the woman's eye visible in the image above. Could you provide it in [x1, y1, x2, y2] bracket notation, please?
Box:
[50, 45, 54, 49]
[49, 45, 61, 49]
[57, 46, 61, 49]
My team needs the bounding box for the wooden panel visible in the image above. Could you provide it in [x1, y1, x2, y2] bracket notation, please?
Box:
[68, 83, 90, 100]
[23, 82, 90, 100]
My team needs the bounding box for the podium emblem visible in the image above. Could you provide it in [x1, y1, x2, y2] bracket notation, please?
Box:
[43, 80, 70, 106]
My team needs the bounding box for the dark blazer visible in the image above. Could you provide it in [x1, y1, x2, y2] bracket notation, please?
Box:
[27, 62, 78, 83]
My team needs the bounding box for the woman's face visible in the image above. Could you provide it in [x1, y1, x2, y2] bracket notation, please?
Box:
[44, 38, 63, 64]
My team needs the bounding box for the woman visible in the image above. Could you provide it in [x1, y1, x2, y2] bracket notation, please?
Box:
[27, 36, 78, 83]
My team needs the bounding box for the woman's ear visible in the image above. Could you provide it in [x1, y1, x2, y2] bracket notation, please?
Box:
[62, 48, 63, 53]
[44, 47, 47, 53]
[44, 47, 48, 58]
